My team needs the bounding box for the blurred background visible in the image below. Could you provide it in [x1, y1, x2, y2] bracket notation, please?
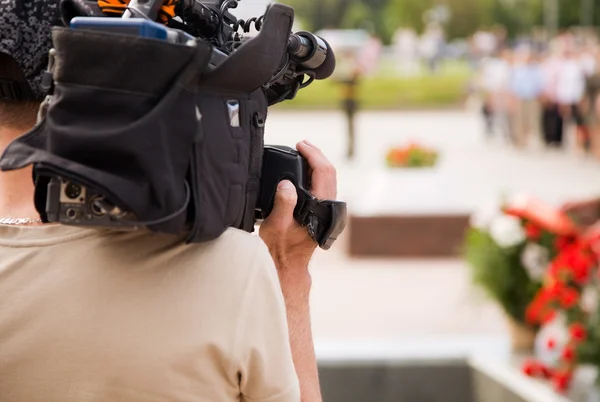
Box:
[241, 1, 600, 401]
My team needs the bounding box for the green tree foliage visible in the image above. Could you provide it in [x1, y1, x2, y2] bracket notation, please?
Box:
[282, 0, 394, 42]
[382, 0, 433, 38]
[444, 0, 490, 39]
[281, 0, 351, 31]
[281, 0, 600, 43]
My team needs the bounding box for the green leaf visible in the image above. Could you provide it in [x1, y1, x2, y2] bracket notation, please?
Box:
[464, 228, 541, 326]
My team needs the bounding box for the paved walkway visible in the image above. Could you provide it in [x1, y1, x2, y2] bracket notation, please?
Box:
[264, 110, 600, 347]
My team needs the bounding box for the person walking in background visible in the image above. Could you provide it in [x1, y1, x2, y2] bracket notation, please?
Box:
[393, 27, 419, 76]
[358, 32, 382, 78]
[540, 47, 565, 148]
[530, 27, 548, 55]
[472, 28, 498, 62]
[508, 46, 543, 148]
[586, 50, 600, 158]
[420, 23, 445, 75]
[492, 25, 508, 53]
[480, 49, 513, 142]
[556, 45, 588, 153]
[577, 45, 599, 154]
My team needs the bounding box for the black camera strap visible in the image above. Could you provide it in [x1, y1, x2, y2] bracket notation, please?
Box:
[296, 190, 347, 250]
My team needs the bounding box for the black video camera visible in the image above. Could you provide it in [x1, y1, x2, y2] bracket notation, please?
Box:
[169, 0, 331, 103]
[0, 0, 346, 250]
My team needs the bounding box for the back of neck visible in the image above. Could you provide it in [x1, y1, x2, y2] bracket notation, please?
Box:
[0, 127, 39, 220]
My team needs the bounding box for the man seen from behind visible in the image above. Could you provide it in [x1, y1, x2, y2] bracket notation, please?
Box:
[0, 1, 335, 401]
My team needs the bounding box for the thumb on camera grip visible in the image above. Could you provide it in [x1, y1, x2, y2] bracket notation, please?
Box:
[270, 180, 297, 223]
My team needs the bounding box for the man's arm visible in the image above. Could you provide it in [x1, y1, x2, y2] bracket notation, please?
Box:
[259, 140, 337, 402]
[276, 252, 320, 402]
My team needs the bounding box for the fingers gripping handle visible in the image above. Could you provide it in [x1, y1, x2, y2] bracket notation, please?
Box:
[295, 189, 347, 250]
[257, 145, 347, 250]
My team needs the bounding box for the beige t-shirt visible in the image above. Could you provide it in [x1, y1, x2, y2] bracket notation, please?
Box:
[0, 224, 300, 402]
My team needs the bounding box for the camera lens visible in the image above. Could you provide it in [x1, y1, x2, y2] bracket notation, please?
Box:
[64, 182, 82, 200]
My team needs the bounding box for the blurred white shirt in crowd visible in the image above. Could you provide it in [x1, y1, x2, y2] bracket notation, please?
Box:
[541, 56, 562, 101]
[481, 57, 510, 93]
[556, 58, 586, 105]
[473, 30, 497, 57]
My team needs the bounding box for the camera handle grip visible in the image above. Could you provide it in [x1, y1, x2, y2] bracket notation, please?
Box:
[294, 188, 347, 250]
[257, 145, 347, 250]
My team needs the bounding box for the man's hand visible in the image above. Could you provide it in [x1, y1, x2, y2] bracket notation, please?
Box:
[259, 140, 337, 268]
[258, 140, 336, 402]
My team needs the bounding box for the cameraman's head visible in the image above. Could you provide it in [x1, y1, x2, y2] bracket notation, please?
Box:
[0, 0, 61, 137]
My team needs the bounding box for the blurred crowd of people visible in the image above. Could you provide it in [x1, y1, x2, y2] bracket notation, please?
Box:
[392, 23, 446, 76]
[472, 30, 600, 157]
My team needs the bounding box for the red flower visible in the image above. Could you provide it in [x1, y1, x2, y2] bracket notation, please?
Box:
[541, 310, 557, 324]
[548, 281, 564, 298]
[503, 195, 578, 236]
[556, 236, 574, 250]
[525, 304, 540, 325]
[526, 286, 561, 325]
[552, 371, 573, 393]
[526, 290, 556, 325]
[559, 287, 580, 309]
[549, 261, 572, 282]
[522, 359, 541, 377]
[525, 222, 542, 240]
[569, 323, 587, 342]
[569, 252, 592, 272]
[546, 337, 556, 350]
[548, 262, 561, 278]
[561, 346, 575, 362]
[572, 264, 591, 285]
[549, 241, 597, 285]
[575, 253, 594, 271]
[541, 365, 554, 379]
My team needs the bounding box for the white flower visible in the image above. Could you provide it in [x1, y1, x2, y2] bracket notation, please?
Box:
[581, 286, 599, 313]
[520, 243, 550, 281]
[489, 214, 526, 248]
[470, 200, 502, 230]
[535, 313, 569, 367]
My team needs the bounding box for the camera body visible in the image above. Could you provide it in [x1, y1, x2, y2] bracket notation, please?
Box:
[47, 146, 311, 229]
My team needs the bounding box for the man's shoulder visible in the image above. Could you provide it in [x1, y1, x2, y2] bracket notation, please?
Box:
[189, 228, 279, 295]
[186, 228, 273, 269]
[99, 227, 272, 271]
[117, 227, 276, 290]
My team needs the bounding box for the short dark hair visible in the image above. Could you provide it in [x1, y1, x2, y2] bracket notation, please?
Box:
[0, 100, 40, 131]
